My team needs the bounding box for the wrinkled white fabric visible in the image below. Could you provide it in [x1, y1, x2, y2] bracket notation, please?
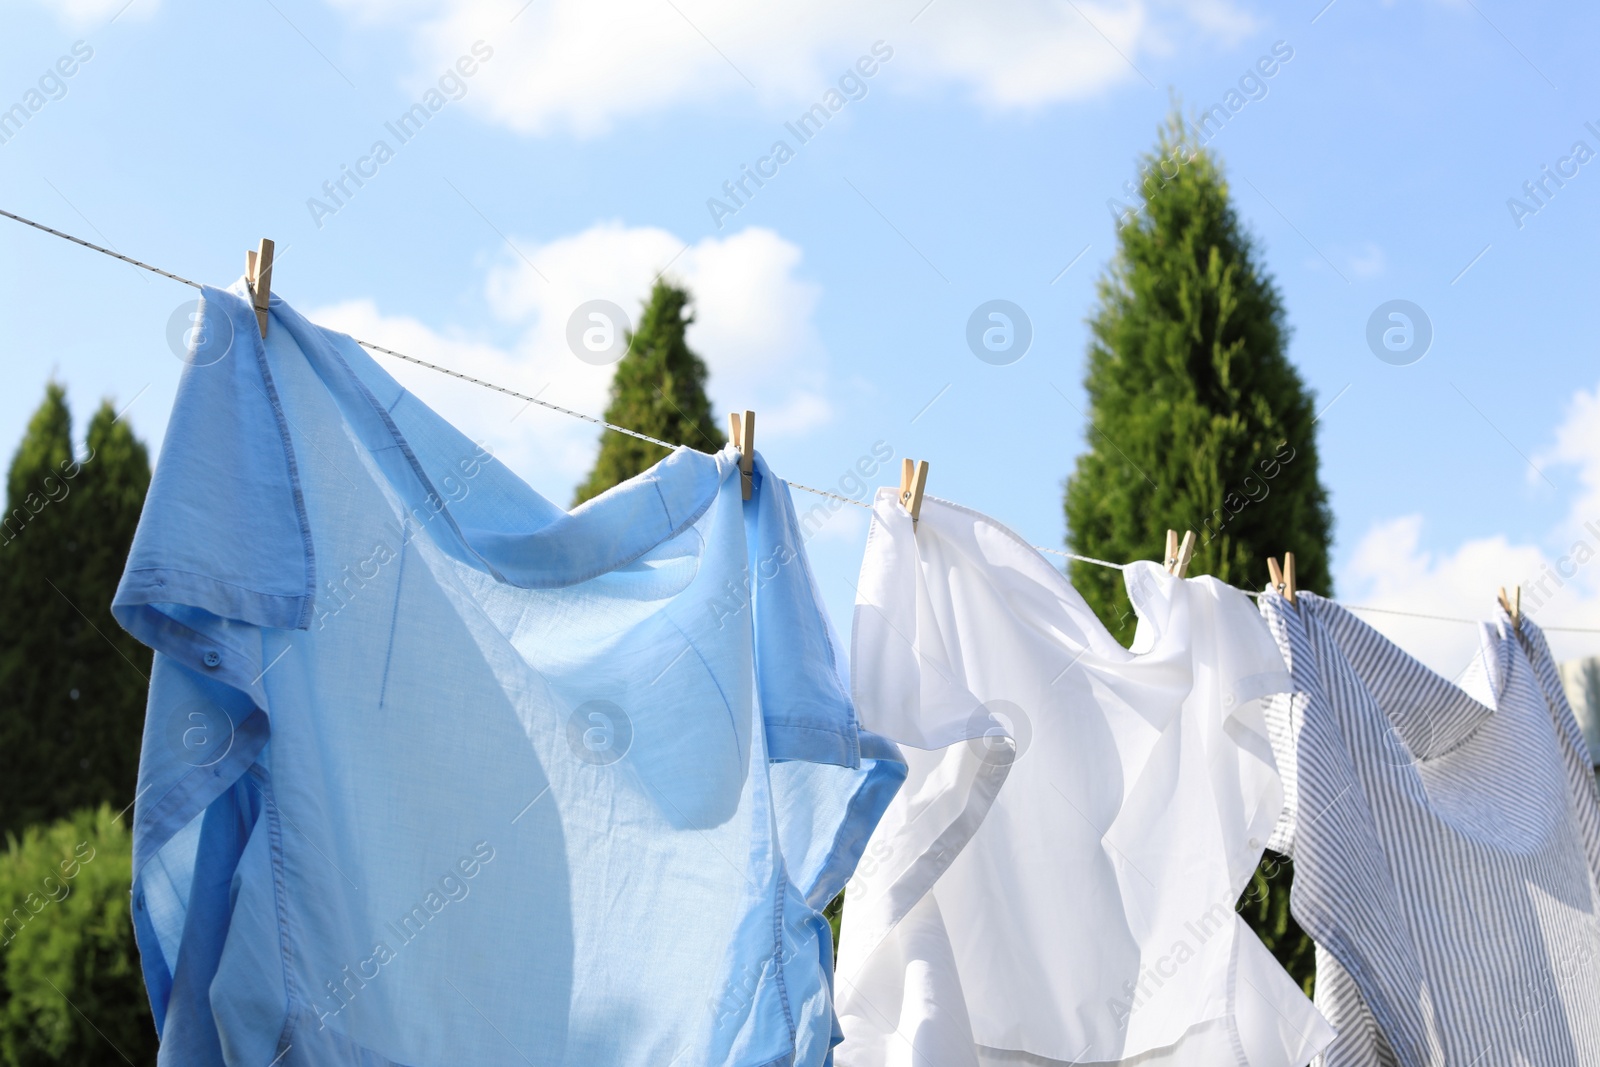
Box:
[836, 491, 1333, 1066]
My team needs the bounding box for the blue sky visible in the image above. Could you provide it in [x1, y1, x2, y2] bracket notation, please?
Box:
[4, 0, 1599, 675]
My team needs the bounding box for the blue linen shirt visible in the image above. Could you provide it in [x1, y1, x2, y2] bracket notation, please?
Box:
[114, 284, 904, 1067]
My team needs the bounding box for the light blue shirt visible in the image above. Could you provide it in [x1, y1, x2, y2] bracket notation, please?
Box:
[114, 285, 904, 1067]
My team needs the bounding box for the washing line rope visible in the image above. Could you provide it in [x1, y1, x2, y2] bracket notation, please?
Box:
[5, 208, 1599, 633]
[0, 208, 879, 511]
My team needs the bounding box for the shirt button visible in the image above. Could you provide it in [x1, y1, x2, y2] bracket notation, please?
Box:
[202, 650, 221, 668]
[1248, 837, 1262, 849]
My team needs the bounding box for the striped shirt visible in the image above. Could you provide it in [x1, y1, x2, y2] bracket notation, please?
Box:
[1259, 592, 1600, 1066]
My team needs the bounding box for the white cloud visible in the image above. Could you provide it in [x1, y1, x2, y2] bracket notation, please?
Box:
[1342, 518, 1548, 678]
[326, 0, 1255, 135]
[1339, 383, 1600, 677]
[1537, 379, 1600, 526]
[29, 0, 158, 25]
[310, 222, 831, 504]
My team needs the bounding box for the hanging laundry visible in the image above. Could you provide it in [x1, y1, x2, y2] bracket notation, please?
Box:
[112, 284, 905, 1067]
[835, 492, 1333, 1066]
[1258, 593, 1600, 1066]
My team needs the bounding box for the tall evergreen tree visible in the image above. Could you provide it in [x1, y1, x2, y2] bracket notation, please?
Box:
[1063, 114, 1334, 991]
[572, 282, 726, 505]
[0, 386, 152, 839]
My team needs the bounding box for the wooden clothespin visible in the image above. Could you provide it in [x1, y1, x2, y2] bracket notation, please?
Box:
[1164, 529, 1196, 578]
[727, 410, 755, 500]
[1498, 585, 1522, 631]
[1267, 552, 1298, 607]
[245, 238, 274, 338]
[899, 458, 928, 526]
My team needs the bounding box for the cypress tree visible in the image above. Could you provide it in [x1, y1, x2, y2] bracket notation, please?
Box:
[572, 281, 726, 505]
[0, 387, 152, 839]
[1063, 114, 1333, 991]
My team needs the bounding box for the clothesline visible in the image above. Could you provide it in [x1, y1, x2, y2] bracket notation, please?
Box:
[0, 205, 1114, 562]
[0, 211, 882, 505]
[5, 206, 1599, 635]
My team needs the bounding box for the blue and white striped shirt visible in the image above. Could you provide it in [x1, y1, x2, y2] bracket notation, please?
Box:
[1260, 592, 1600, 1066]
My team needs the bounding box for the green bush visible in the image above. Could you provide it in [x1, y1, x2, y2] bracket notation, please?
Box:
[0, 806, 155, 1066]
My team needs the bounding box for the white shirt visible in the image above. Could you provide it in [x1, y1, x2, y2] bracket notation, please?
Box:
[836, 491, 1333, 1066]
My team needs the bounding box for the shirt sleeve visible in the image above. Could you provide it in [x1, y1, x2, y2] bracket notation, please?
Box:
[113, 284, 315, 668]
[112, 285, 308, 1047]
[747, 451, 861, 767]
[746, 454, 908, 912]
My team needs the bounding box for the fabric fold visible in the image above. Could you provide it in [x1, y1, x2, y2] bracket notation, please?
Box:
[836, 491, 1330, 1066]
